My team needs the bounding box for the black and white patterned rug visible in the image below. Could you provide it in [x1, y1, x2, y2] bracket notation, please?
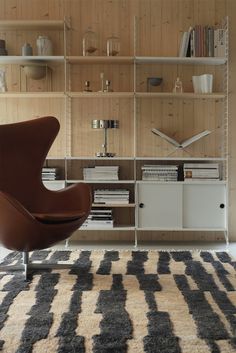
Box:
[1, 250, 236, 353]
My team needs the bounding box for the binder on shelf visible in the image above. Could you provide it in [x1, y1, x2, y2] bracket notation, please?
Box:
[151, 128, 211, 149]
[214, 28, 226, 57]
[179, 27, 192, 57]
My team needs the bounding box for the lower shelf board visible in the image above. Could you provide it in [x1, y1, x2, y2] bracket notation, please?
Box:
[92, 203, 135, 208]
[78, 227, 226, 232]
[79, 226, 135, 231]
[137, 228, 227, 231]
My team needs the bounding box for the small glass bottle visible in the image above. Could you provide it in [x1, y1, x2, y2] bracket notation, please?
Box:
[106, 35, 120, 56]
[82, 29, 98, 56]
[104, 80, 113, 92]
[84, 80, 92, 92]
[173, 77, 183, 93]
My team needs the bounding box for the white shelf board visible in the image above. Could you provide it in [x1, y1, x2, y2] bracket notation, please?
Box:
[0, 92, 65, 98]
[135, 56, 227, 65]
[137, 227, 227, 231]
[79, 226, 135, 231]
[68, 92, 225, 99]
[135, 92, 225, 99]
[135, 157, 227, 161]
[46, 157, 66, 160]
[66, 156, 134, 160]
[0, 20, 66, 30]
[67, 56, 134, 64]
[65, 156, 226, 161]
[68, 92, 133, 98]
[66, 180, 135, 184]
[0, 56, 64, 65]
[136, 180, 226, 185]
[92, 203, 136, 208]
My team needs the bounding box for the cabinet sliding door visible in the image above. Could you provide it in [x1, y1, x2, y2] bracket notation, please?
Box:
[138, 183, 183, 228]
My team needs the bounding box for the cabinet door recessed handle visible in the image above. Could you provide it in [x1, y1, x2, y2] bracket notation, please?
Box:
[139, 203, 144, 208]
[220, 203, 225, 209]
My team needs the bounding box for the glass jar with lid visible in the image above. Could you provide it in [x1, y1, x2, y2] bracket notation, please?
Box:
[82, 28, 98, 56]
[106, 35, 120, 56]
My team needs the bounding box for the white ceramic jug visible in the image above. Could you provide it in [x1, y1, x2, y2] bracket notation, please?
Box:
[36, 36, 53, 56]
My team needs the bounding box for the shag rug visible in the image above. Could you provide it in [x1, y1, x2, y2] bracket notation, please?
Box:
[1, 250, 236, 353]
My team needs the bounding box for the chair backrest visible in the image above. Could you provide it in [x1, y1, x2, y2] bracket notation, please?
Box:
[0, 116, 59, 211]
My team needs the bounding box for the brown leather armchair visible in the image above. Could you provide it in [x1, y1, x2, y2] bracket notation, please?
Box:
[0, 116, 91, 278]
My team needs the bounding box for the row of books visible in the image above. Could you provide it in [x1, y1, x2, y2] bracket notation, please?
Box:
[83, 166, 119, 181]
[42, 167, 59, 181]
[184, 163, 220, 181]
[81, 209, 113, 229]
[142, 165, 178, 181]
[179, 26, 226, 57]
[141, 163, 220, 181]
[94, 189, 129, 204]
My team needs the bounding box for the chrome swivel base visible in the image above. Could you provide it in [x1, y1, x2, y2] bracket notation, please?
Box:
[0, 251, 73, 281]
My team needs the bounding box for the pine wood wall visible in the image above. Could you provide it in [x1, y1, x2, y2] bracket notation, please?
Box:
[0, 0, 235, 242]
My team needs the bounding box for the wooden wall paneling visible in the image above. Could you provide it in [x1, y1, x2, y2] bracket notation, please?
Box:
[137, 0, 162, 56]
[70, 230, 135, 243]
[0, 0, 65, 20]
[178, 0, 194, 42]
[195, 0, 216, 25]
[137, 230, 224, 242]
[215, 0, 227, 26]
[71, 97, 134, 157]
[0, 97, 66, 157]
[112, 208, 135, 226]
[0, 0, 18, 20]
[182, 99, 195, 156]
[192, 100, 217, 157]
[136, 98, 159, 157]
[161, 0, 179, 56]
[64, 0, 81, 56]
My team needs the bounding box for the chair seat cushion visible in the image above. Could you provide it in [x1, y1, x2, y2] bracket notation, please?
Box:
[32, 211, 86, 223]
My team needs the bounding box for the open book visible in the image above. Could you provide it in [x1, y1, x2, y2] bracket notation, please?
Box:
[151, 128, 211, 149]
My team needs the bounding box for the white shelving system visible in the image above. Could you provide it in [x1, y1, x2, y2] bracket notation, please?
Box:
[0, 16, 229, 247]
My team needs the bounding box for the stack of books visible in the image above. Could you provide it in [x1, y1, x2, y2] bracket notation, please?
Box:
[142, 165, 179, 181]
[94, 189, 129, 205]
[179, 26, 226, 57]
[81, 209, 113, 229]
[83, 166, 119, 181]
[42, 167, 58, 181]
[184, 163, 220, 181]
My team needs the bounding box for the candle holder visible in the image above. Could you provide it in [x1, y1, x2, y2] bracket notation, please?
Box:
[91, 119, 119, 157]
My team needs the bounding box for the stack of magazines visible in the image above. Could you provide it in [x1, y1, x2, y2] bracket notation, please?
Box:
[184, 163, 220, 181]
[94, 189, 129, 205]
[142, 165, 178, 181]
[81, 209, 113, 229]
[42, 167, 58, 181]
[83, 166, 119, 181]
